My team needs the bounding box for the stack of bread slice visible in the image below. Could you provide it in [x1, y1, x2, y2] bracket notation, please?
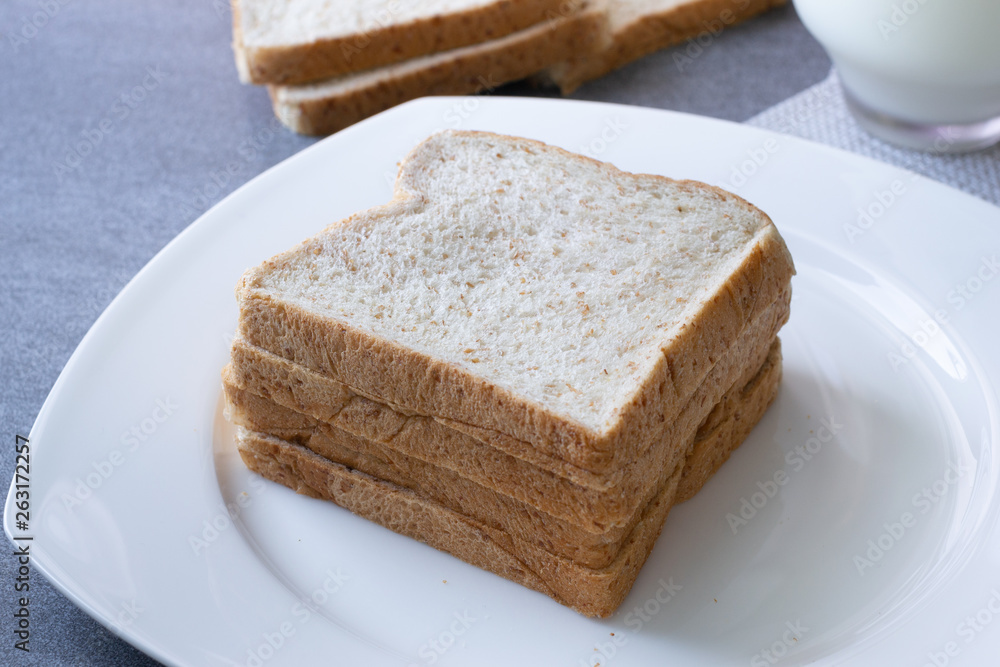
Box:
[222, 130, 795, 616]
[231, 0, 787, 135]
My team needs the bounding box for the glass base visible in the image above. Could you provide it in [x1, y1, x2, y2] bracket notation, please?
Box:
[842, 88, 1000, 154]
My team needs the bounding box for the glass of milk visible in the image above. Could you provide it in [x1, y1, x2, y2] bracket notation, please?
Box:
[792, 0, 1000, 153]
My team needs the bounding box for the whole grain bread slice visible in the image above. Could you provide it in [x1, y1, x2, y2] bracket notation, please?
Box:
[540, 0, 788, 93]
[232, 0, 571, 84]
[228, 285, 786, 535]
[230, 282, 786, 486]
[227, 340, 780, 567]
[269, 6, 602, 136]
[236, 131, 795, 476]
[234, 348, 779, 617]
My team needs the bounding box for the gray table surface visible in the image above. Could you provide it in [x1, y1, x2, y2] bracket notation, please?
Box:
[0, 1, 829, 664]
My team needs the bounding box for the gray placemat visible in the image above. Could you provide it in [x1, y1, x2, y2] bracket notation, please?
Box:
[747, 69, 1000, 206]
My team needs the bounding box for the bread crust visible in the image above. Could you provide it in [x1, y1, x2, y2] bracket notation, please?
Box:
[544, 0, 788, 93]
[268, 8, 602, 136]
[229, 289, 788, 535]
[227, 340, 780, 567]
[234, 0, 571, 84]
[236, 131, 795, 477]
[234, 346, 779, 617]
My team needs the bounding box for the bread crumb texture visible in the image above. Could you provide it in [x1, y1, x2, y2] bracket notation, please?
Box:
[253, 131, 770, 432]
[241, 0, 512, 46]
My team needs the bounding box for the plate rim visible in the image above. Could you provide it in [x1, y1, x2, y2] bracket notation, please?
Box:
[7, 95, 1000, 667]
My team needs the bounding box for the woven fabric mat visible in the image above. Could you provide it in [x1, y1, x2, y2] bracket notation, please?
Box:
[747, 69, 1000, 206]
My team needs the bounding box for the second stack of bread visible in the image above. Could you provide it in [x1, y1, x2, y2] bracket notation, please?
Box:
[233, 0, 788, 135]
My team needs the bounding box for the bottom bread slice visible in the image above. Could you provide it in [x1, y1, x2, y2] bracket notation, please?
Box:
[225, 341, 780, 568]
[233, 350, 781, 617]
[269, 7, 602, 136]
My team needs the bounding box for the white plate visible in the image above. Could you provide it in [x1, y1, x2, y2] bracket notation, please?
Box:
[6, 97, 1000, 666]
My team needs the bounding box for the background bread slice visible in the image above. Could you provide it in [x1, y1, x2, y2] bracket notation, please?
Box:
[541, 0, 788, 93]
[228, 288, 787, 534]
[269, 8, 602, 136]
[233, 0, 570, 84]
[236, 131, 795, 475]
[233, 344, 779, 617]
[227, 341, 780, 567]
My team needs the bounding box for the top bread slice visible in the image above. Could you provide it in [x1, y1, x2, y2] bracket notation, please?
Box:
[232, 0, 570, 84]
[542, 0, 788, 93]
[236, 130, 794, 474]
